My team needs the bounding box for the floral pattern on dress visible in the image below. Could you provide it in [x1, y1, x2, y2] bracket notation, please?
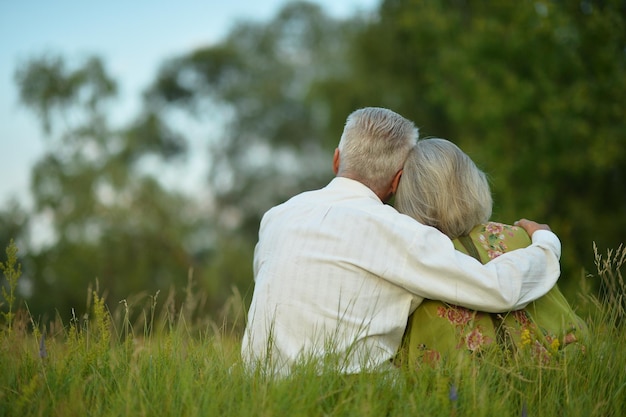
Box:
[403, 221, 588, 369]
[510, 310, 531, 325]
[437, 305, 473, 327]
[436, 305, 493, 353]
[478, 222, 520, 260]
[406, 222, 587, 367]
[463, 327, 491, 352]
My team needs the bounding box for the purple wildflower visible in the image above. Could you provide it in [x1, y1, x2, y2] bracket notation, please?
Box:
[449, 384, 458, 402]
[39, 333, 47, 359]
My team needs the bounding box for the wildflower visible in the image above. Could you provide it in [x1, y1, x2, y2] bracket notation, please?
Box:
[520, 328, 531, 347]
[564, 332, 577, 346]
[532, 341, 552, 365]
[39, 333, 47, 359]
[449, 383, 459, 417]
[449, 384, 458, 401]
[549, 337, 560, 353]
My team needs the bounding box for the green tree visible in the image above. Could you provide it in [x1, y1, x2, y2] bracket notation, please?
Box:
[0, 201, 28, 254]
[318, 0, 626, 285]
[144, 0, 626, 289]
[144, 1, 362, 239]
[11, 0, 624, 321]
[14, 55, 217, 321]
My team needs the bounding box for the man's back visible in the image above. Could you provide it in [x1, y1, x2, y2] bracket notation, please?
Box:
[242, 177, 419, 375]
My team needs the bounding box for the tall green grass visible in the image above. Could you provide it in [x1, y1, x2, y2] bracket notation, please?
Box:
[1, 241, 625, 416]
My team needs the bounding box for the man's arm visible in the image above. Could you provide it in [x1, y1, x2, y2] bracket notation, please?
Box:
[395, 218, 561, 312]
[482, 225, 561, 310]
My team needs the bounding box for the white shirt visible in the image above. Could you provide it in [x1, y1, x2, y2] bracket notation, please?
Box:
[242, 177, 561, 375]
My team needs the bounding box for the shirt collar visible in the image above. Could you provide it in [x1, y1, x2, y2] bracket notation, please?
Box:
[327, 177, 383, 203]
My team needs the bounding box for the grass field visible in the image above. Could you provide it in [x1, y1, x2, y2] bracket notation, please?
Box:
[1, 243, 625, 416]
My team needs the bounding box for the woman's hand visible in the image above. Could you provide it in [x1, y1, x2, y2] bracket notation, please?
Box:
[514, 218, 552, 237]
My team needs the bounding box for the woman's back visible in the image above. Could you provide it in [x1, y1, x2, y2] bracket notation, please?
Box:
[400, 222, 588, 367]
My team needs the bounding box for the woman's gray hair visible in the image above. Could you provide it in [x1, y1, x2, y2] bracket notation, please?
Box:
[395, 138, 492, 239]
[337, 107, 418, 195]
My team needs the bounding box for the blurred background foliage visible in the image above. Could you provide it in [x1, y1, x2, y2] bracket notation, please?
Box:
[2, 0, 624, 323]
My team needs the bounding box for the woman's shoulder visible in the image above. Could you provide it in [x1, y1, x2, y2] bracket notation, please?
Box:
[454, 222, 532, 261]
[472, 222, 528, 238]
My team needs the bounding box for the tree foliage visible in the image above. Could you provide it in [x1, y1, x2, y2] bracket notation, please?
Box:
[144, 1, 356, 238]
[346, 0, 626, 280]
[4, 0, 625, 320]
[147, 0, 625, 282]
[10, 55, 229, 321]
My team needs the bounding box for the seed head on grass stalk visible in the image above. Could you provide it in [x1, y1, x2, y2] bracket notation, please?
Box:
[593, 243, 626, 327]
[1, 239, 22, 334]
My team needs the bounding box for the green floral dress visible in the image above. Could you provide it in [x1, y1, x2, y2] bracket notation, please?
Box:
[400, 222, 588, 367]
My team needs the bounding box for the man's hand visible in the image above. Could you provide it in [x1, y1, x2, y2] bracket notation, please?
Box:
[514, 218, 552, 237]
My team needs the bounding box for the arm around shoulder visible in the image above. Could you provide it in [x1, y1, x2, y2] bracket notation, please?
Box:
[487, 227, 562, 310]
[530, 229, 561, 261]
[514, 218, 561, 260]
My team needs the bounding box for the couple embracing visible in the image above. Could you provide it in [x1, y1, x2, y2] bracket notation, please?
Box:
[242, 107, 587, 375]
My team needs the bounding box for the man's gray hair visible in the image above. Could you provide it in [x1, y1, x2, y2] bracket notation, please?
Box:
[338, 107, 418, 195]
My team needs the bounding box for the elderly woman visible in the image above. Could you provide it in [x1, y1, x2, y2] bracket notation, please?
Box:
[394, 138, 587, 366]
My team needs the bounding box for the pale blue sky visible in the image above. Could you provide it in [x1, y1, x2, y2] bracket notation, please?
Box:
[0, 0, 378, 208]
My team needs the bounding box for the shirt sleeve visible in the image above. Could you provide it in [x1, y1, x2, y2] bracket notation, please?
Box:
[398, 226, 562, 313]
[499, 229, 561, 308]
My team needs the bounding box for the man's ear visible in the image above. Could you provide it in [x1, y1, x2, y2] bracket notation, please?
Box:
[390, 169, 403, 194]
[333, 148, 340, 174]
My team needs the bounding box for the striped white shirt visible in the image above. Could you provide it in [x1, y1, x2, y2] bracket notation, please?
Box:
[242, 177, 561, 374]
